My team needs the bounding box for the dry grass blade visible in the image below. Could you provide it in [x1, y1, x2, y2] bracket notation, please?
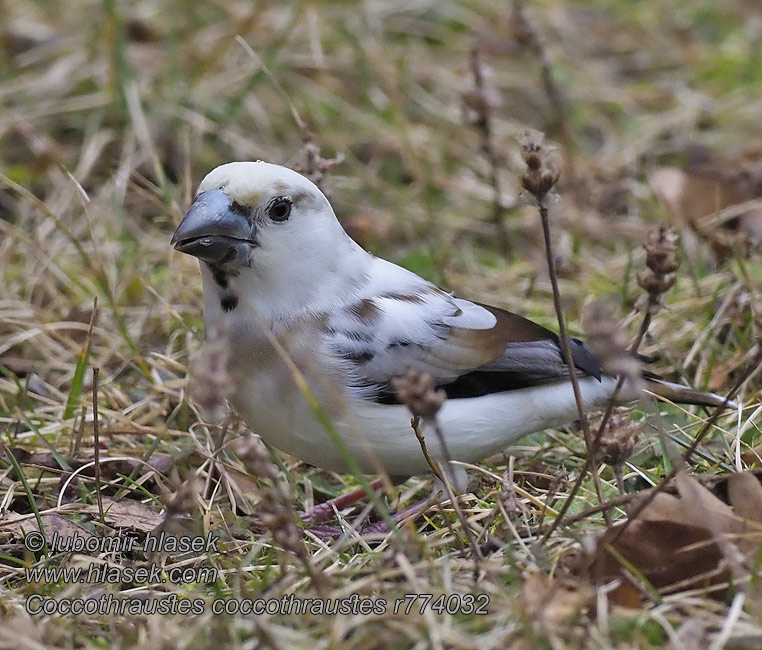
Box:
[0, 1, 759, 648]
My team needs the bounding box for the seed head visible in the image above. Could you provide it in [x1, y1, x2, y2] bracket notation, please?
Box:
[518, 129, 561, 207]
[392, 369, 446, 419]
[637, 225, 680, 310]
[596, 414, 640, 467]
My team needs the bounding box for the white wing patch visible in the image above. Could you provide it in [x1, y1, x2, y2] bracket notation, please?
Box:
[324, 257, 501, 392]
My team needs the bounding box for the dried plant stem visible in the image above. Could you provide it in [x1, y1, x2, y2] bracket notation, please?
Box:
[469, 47, 508, 253]
[556, 226, 682, 527]
[613, 465, 626, 499]
[92, 366, 104, 524]
[512, 0, 570, 151]
[410, 416, 483, 560]
[594, 311, 652, 443]
[557, 309, 653, 518]
[544, 250, 664, 539]
[410, 416, 444, 482]
[431, 420, 484, 561]
[562, 489, 638, 526]
[558, 342, 756, 532]
[539, 204, 609, 542]
[436, 470, 484, 562]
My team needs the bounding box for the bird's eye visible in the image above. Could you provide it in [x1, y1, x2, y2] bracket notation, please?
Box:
[267, 197, 292, 222]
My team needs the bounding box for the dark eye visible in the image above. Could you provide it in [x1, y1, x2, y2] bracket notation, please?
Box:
[267, 197, 292, 222]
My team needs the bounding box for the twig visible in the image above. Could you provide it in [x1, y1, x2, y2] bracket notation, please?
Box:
[430, 420, 484, 562]
[466, 47, 508, 253]
[538, 202, 609, 534]
[545, 226, 681, 538]
[512, 0, 570, 147]
[395, 370, 483, 560]
[410, 416, 444, 482]
[516, 130, 609, 538]
[92, 367, 104, 524]
[562, 489, 639, 526]
[592, 311, 652, 448]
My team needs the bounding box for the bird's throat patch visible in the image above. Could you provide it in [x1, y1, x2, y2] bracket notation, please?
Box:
[207, 263, 239, 289]
[220, 294, 238, 312]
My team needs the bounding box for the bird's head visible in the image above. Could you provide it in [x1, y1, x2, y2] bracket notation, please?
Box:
[172, 161, 368, 316]
[171, 161, 346, 269]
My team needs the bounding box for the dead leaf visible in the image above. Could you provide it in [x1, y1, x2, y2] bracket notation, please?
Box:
[81, 497, 163, 533]
[585, 470, 762, 605]
[727, 472, 762, 530]
[0, 512, 94, 544]
[590, 519, 721, 594]
[649, 147, 762, 260]
[707, 350, 747, 391]
[741, 442, 762, 468]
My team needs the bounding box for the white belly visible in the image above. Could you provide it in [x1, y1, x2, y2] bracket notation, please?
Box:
[231, 371, 621, 476]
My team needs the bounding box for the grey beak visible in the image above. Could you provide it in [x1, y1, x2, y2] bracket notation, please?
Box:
[171, 189, 256, 265]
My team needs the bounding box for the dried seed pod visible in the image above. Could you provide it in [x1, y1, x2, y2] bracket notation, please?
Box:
[518, 129, 561, 207]
[294, 128, 343, 195]
[392, 369, 446, 419]
[596, 415, 639, 467]
[233, 434, 324, 588]
[637, 225, 681, 311]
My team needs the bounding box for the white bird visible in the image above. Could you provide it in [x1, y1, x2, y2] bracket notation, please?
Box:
[171, 161, 730, 482]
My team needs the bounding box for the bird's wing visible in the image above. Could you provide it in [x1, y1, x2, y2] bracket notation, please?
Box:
[325, 259, 600, 401]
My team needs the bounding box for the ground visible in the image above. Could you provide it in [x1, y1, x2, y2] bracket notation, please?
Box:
[0, 1, 761, 648]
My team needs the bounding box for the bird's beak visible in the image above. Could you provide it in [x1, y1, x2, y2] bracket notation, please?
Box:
[171, 188, 256, 266]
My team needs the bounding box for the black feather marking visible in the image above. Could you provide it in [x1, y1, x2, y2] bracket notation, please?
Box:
[220, 295, 238, 312]
[209, 265, 229, 288]
[566, 337, 601, 380]
[327, 327, 374, 343]
[372, 369, 569, 404]
[229, 201, 252, 218]
[340, 350, 375, 364]
[207, 263, 239, 289]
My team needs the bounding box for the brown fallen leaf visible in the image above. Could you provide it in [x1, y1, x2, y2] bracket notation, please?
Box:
[727, 471, 762, 527]
[649, 147, 762, 260]
[589, 518, 722, 605]
[707, 349, 748, 392]
[741, 442, 762, 468]
[584, 470, 762, 607]
[0, 512, 94, 544]
[81, 497, 164, 533]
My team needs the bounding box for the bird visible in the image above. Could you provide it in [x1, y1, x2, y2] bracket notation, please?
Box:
[171, 161, 732, 487]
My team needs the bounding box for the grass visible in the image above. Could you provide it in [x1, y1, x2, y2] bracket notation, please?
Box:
[1, 0, 761, 647]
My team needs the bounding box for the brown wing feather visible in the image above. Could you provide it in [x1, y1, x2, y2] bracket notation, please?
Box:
[482, 303, 601, 378]
[330, 289, 601, 402]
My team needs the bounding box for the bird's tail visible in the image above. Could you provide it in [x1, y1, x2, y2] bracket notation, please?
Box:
[644, 377, 737, 409]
